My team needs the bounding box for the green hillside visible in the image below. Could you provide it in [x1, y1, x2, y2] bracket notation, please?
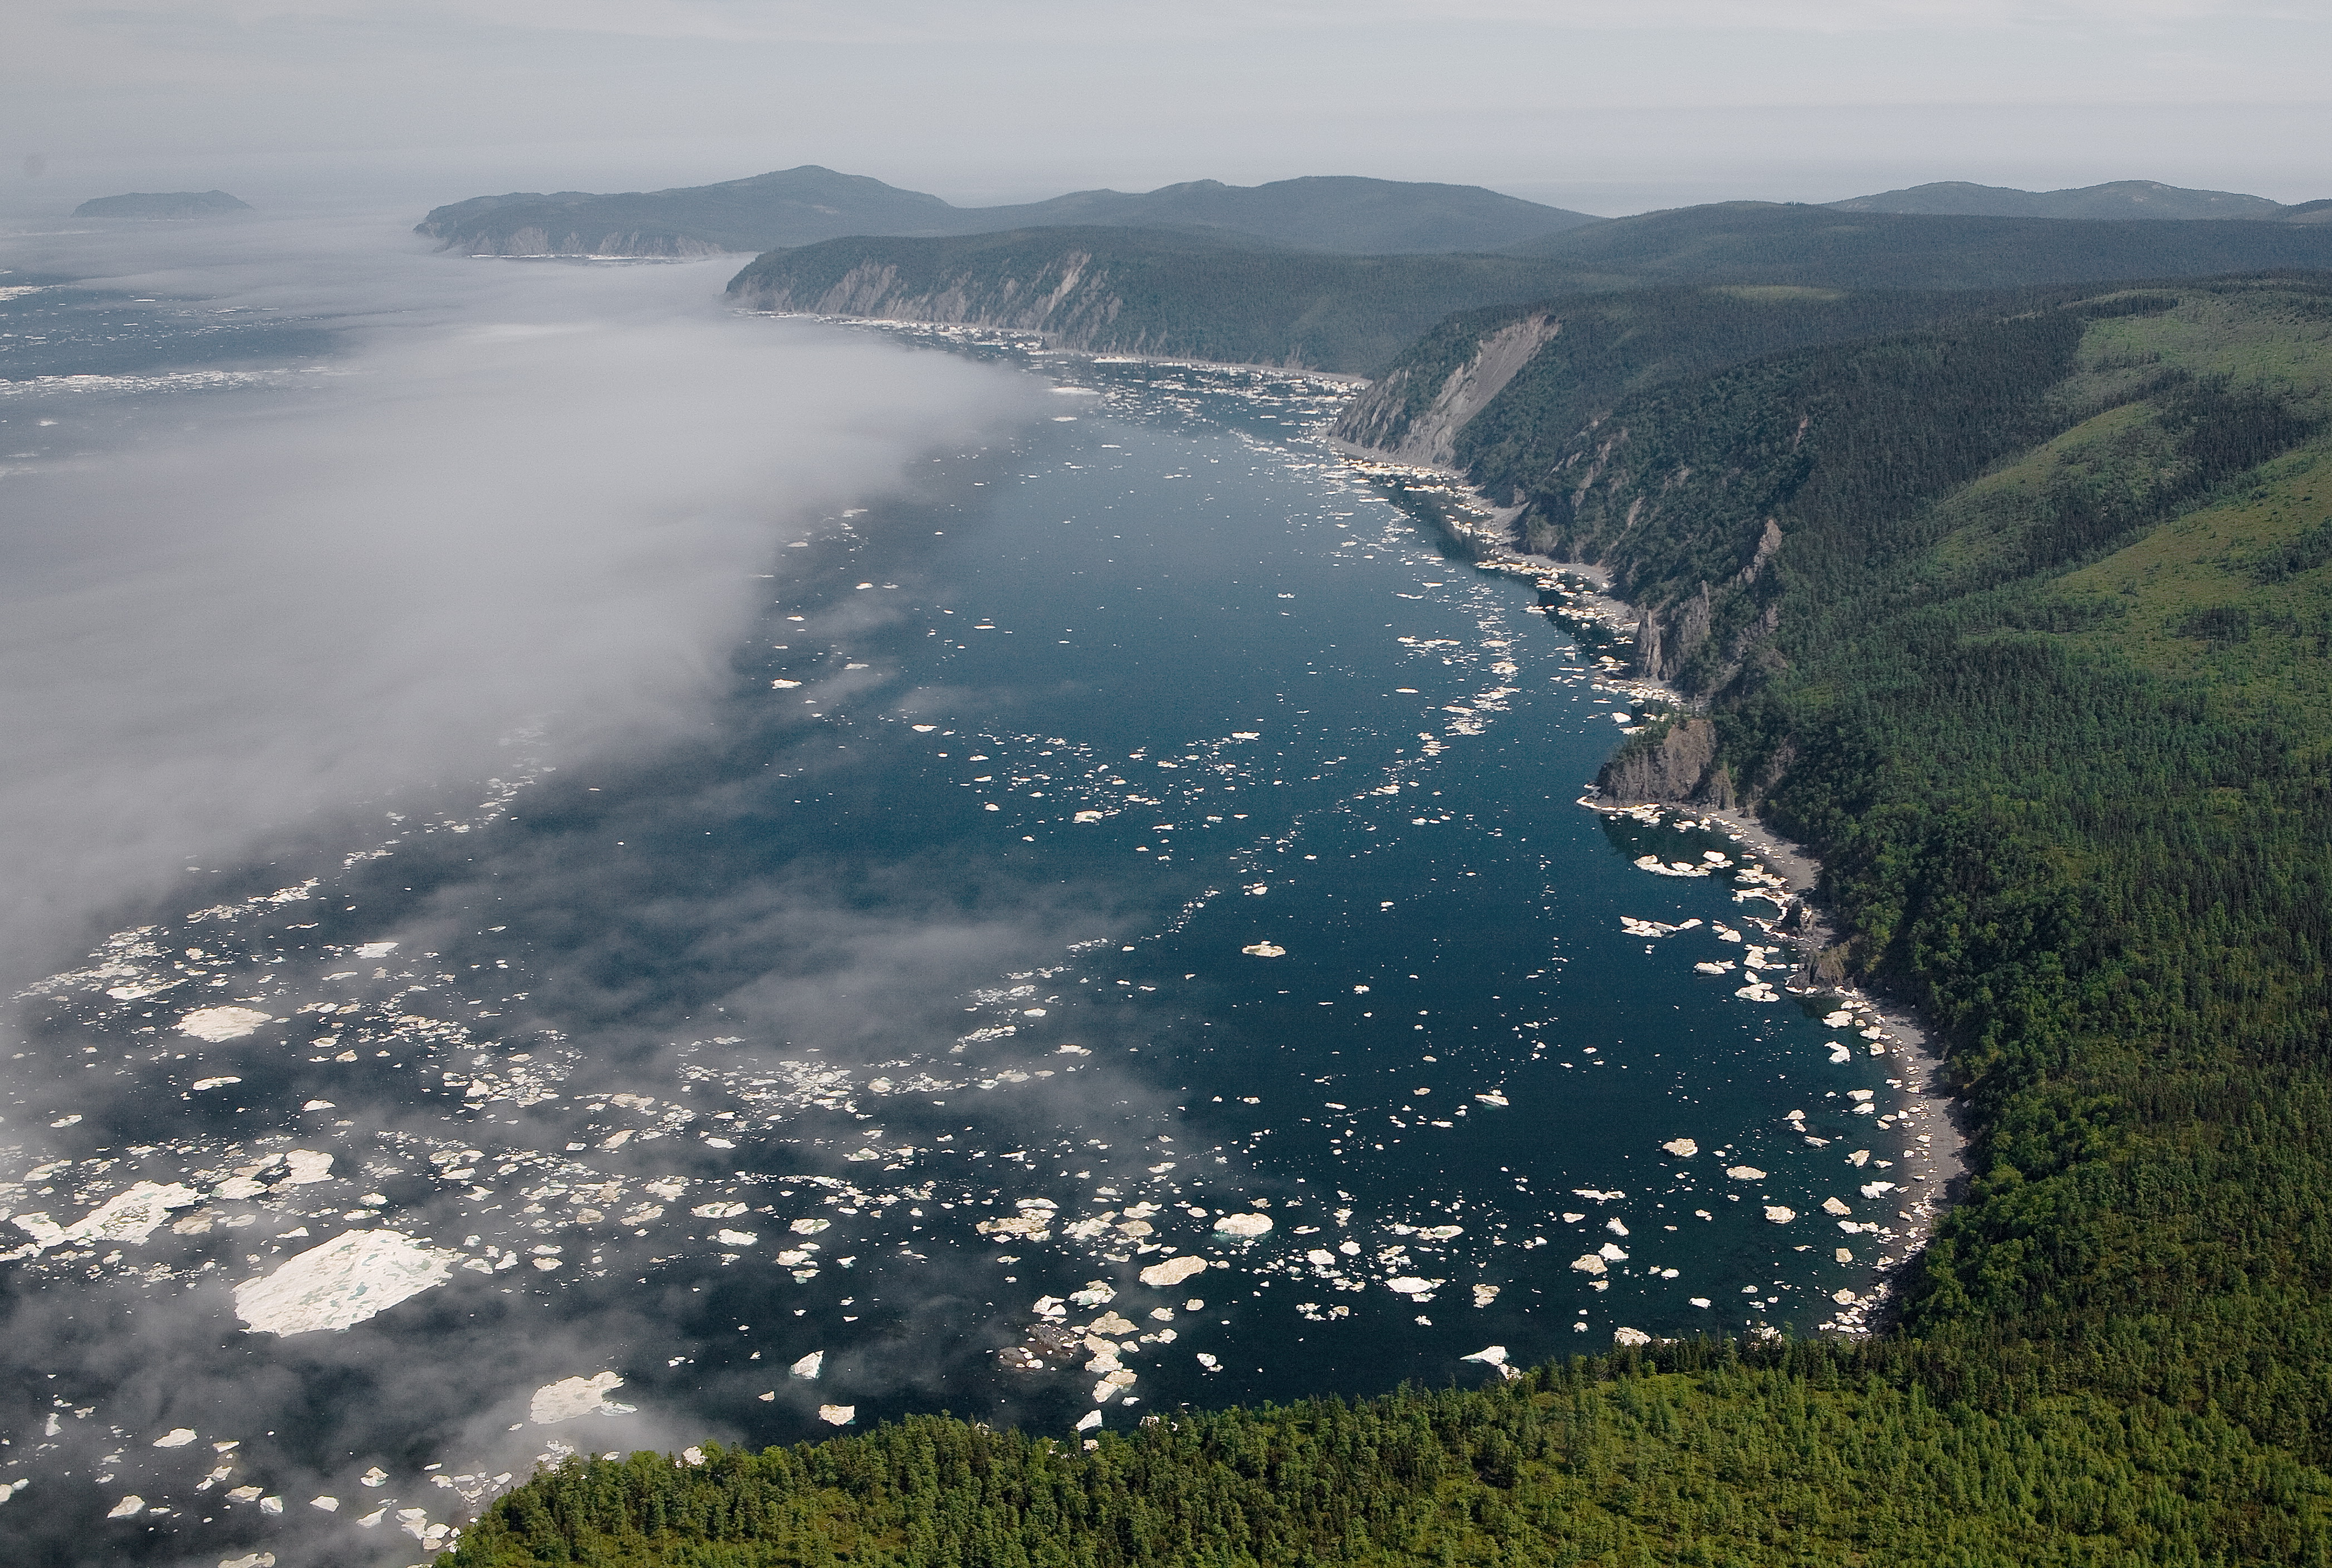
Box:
[725, 208, 2332, 379]
[1500, 203, 2332, 287]
[441, 276, 2332, 1564]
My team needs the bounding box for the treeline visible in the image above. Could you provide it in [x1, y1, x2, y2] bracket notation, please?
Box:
[445, 1342, 2332, 1567]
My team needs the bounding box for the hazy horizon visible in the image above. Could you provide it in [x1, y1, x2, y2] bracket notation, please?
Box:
[6, 2, 2328, 222]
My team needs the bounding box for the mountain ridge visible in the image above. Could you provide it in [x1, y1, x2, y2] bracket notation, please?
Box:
[1828, 178, 2329, 222]
[415, 165, 1603, 258]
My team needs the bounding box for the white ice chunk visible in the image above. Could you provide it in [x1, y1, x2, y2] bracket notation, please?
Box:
[13, 1181, 200, 1255]
[1724, 1166, 1767, 1181]
[1213, 1212, 1272, 1238]
[106, 1495, 144, 1519]
[234, 1230, 455, 1335]
[790, 1351, 824, 1380]
[178, 1007, 273, 1042]
[283, 1150, 333, 1185]
[530, 1373, 634, 1425]
[817, 1405, 855, 1426]
[1661, 1138, 1699, 1157]
[1139, 1255, 1207, 1287]
[151, 1428, 198, 1448]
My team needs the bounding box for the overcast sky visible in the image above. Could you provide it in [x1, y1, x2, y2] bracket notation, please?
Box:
[6, 1, 2331, 218]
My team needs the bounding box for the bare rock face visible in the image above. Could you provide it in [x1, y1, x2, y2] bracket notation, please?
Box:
[1598, 717, 1733, 806]
[1332, 313, 1562, 466]
[1634, 584, 1714, 682]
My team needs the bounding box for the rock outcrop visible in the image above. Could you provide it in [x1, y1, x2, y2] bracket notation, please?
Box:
[1331, 313, 1562, 466]
[1598, 718, 1735, 807]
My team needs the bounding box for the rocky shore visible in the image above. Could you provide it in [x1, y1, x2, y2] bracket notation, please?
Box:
[1331, 439, 1967, 1337]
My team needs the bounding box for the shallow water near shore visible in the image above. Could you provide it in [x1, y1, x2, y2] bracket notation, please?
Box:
[0, 261, 1945, 1563]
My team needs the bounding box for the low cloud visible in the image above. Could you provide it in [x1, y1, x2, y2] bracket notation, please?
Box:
[0, 215, 1033, 985]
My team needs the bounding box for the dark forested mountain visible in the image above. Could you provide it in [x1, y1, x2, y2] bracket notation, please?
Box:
[724, 227, 1598, 374]
[1497, 202, 2332, 285]
[414, 166, 961, 257]
[965, 175, 1604, 253]
[445, 275, 2332, 1566]
[71, 190, 250, 219]
[1828, 178, 2321, 222]
[415, 165, 1601, 257]
[729, 204, 2332, 376]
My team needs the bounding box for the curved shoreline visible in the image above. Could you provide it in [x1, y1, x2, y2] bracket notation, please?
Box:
[1334, 441, 1967, 1338]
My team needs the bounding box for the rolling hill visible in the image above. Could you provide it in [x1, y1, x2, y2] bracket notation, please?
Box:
[1497, 202, 2332, 285]
[1829, 178, 2326, 222]
[414, 166, 1602, 257]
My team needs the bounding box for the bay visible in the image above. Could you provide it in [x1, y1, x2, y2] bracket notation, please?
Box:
[0, 257, 1923, 1563]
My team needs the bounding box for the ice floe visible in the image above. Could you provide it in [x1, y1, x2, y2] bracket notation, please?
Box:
[7, 1180, 200, 1257]
[177, 1006, 274, 1041]
[1139, 1255, 1208, 1287]
[528, 1371, 634, 1426]
[233, 1230, 456, 1335]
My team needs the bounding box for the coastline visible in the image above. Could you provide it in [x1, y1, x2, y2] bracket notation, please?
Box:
[1334, 437, 1967, 1339]
[736, 307, 1375, 385]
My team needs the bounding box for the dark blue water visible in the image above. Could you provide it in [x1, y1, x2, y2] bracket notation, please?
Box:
[0, 271, 1929, 1565]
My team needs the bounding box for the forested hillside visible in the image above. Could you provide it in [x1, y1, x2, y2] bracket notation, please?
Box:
[728, 209, 2332, 376]
[441, 278, 2332, 1566]
[725, 228, 1599, 374]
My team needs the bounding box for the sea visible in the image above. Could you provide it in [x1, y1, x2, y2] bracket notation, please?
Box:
[0, 225, 1936, 1565]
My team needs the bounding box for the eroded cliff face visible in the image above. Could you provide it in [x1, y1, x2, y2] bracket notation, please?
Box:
[1331, 313, 1561, 466]
[1627, 520, 1787, 691]
[1596, 717, 1735, 807]
[731, 252, 1163, 357]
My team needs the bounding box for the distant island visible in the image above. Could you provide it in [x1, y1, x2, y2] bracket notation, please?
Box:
[413, 165, 1604, 257]
[72, 190, 251, 219]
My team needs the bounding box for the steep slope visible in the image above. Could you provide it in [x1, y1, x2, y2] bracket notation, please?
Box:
[1829, 178, 2302, 222]
[724, 227, 1595, 374]
[1334, 285, 2027, 479]
[416, 166, 1600, 257]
